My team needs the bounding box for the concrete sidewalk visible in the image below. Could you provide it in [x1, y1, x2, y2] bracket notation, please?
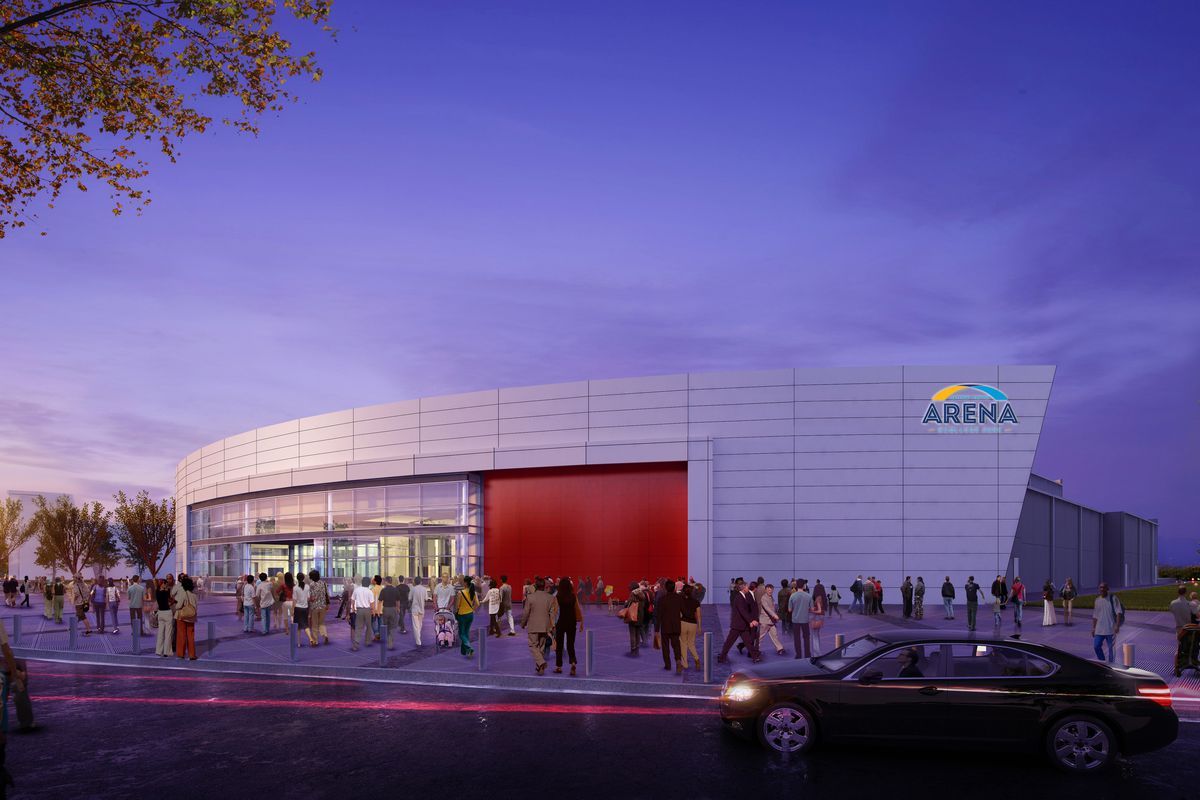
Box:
[5, 595, 1198, 713]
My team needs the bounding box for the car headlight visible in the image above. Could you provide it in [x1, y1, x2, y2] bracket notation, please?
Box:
[723, 682, 757, 703]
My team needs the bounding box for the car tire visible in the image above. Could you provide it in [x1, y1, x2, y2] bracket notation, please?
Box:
[758, 702, 817, 755]
[1046, 715, 1117, 773]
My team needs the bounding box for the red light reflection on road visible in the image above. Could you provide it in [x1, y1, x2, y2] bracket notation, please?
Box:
[35, 694, 713, 716]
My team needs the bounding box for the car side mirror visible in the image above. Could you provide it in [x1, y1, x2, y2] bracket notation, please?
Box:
[859, 670, 883, 685]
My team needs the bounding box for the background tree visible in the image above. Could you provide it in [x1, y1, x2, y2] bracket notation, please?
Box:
[0, 496, 34, 574]
[112, 489, 175, 578]
[30, 494, 118, 575]
[0, 0, 334, 236]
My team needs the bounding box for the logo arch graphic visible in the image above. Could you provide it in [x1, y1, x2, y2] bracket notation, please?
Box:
[930, 384, 1009, 402]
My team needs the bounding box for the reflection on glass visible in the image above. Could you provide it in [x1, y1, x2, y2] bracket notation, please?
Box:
[387, 484, 419, 509]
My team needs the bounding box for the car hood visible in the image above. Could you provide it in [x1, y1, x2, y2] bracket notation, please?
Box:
[740, 658, 830, 682]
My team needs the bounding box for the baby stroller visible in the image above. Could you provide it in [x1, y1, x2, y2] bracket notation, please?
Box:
[435, 607, 457, 649]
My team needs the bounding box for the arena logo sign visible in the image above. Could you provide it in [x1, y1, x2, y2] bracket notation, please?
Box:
[922, 384, 1018, 433]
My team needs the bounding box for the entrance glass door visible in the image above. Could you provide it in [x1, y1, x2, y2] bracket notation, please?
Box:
[328, 538, 379, 581]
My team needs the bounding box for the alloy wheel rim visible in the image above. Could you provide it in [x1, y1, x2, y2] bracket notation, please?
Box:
[1053, 721, 1109, 770]
[763, 707, 810, 753]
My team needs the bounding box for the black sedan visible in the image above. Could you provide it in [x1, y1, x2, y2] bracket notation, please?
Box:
[719, 631, 1177, 772]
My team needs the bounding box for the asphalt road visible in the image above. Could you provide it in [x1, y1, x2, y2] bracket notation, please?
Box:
[4, 660, 1197, 799]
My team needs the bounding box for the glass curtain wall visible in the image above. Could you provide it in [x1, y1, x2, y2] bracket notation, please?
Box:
[187, 478, 481, 592]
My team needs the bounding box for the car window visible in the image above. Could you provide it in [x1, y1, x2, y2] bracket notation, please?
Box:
[860, 645, 946, 680]
[949, 644, 1055, 678]
[814, 634, 884, 671]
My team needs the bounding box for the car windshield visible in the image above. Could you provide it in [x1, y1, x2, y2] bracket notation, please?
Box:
[813, 634, 885, 671]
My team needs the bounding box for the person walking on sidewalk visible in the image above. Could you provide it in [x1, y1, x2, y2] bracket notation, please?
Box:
[71, 575, 93, 636]
[241, 574, 256, 633]
[1042, 579, 1057, 627]
[964, 576, 982, 632]
[521, 577, 553, 675]
[42, 578, 52, 620]
[913, 577, 925, 620]
[827, 584, 843, 617]
[499, 576, 516, 636]
[409, 577, 428, 646]
[127, 575, 148, 636]
[378, 576, 401, 650]
[254, 572, 275, 635]
[1091, 583, 1122, 663]
[293, 572, 310, 645]
[307, 570, 329, 646]
[941, 576, 955, 620]
[90, 577, 107, 634]
[655, 578, 684, 674]
[862, 578, 876, 616]
[350, 577, 376, 651]
[154, 578, 173, 655]
[622, 582, 645, 653]
[1061, 578, 1078, 626]
[454, 576, 478, 657]
[679, 583, 702, 670]
[757, 584, 785, 656]
[551, 577, 584, 675]
[19, 577, 29, 608]
[788, 580, 813, 659]
[336, 578, 352, 620]
[174, 576, 198, 660]
[901, 576, 914, 619]
[1010, 576, 1026, 632]
[484, 580, 502, 637]
[106, 578, 121, 634]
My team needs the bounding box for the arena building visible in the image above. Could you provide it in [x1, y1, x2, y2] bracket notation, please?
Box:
[174, 366, 1158, 600]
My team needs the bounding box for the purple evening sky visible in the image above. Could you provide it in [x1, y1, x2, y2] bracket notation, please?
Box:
[1, 2, 1197, 561]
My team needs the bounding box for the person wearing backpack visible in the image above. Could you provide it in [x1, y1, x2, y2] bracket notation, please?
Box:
[849, 576, 863, 614]
[1091, 582, 1123, 663]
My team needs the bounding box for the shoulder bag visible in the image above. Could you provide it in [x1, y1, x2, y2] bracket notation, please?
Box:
[176, 592, 197, 621]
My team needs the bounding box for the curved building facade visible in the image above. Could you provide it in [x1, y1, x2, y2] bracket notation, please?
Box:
[175, 366, 1055, 598]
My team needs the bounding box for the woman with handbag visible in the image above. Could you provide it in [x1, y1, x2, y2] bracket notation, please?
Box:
[550, 577, 584, 675]
[622, 582, 643, 653]
[810, 593, 826, 655]
[174, 575, 198, 660]
[484, 581, 502, 637]
[293, 572, 310, 646]
[453, 576, 478, 657]
[280, 573, 296, 634]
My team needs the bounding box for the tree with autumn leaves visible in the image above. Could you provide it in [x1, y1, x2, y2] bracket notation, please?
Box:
[0, 0, 333, 236]
[24, 491, 175, 578]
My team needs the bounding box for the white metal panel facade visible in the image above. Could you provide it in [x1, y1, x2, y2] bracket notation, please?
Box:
[175, 365, 1054, 594]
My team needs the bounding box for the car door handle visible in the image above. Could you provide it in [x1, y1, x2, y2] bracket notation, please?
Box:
[919, 686, 940, 696]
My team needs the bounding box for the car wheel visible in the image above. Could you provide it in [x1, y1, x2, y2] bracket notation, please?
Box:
[759, 703, 816, 754]
[1047, 715, 1116, 773]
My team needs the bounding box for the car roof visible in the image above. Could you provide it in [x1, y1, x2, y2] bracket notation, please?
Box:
[866, 630, 1054, 648]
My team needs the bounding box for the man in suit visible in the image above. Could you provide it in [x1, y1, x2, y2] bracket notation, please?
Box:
[520, 576, 554, 675]
[656, 579, 685, 673]
[717, 579, 760, 663]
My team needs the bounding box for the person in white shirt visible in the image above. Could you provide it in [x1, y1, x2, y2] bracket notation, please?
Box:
[254, 573, 275, 635]
[434, 576, 454, 612]
[105, 578, 121, 634]
[293, 573, 311, 645]
[241, 575, 256, 633]
[409, 578, 430, 646]
[485, 582, 502, 637]
[351, 577, 376, 651]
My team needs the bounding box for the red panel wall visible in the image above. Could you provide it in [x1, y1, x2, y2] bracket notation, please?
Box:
[483, 463, 687, 602]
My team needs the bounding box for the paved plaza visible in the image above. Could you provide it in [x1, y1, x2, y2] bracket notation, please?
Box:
[4, 593, 1197, 715]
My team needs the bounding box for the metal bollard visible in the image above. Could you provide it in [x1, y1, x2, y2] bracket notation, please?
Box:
[584, 629, 595, 676]
[834, 633, 845, 650]
[12, 616, 20, 646]
[68, 616, 78, 650]
[477, 626, 487, 671]
[289, 622, 298, 662]
[380, 634, 387, 667]
[132, 624, 140, 655]
[208, 621, 217, 655]
[1122, 642, 1135, 668]
[703, 631, 713, 684]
